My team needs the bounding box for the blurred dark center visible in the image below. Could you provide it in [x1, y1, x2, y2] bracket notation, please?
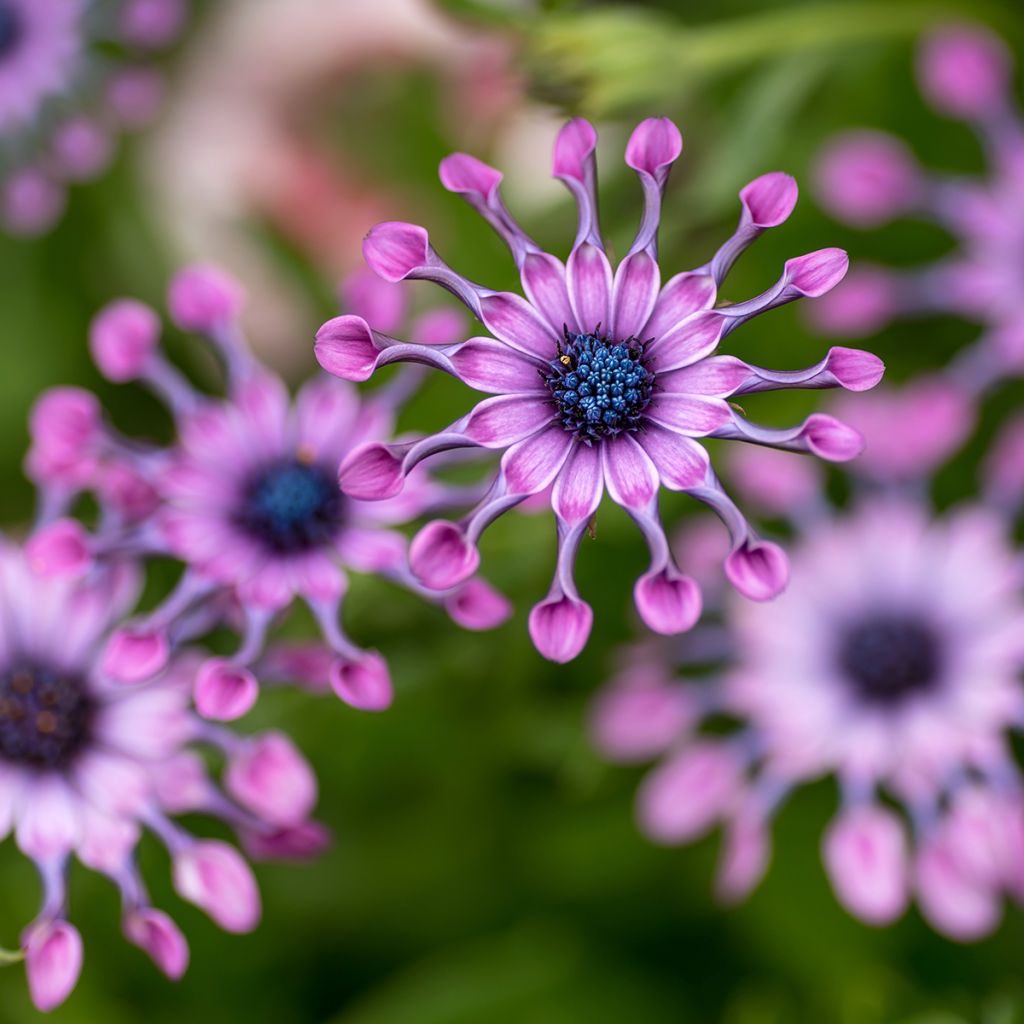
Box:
[837, 615, 942, 706]
[0, 4, 23, 60]
[544, 328, 654, 444]
[0, 664, 96, 770]
[235, 458, 343, 554]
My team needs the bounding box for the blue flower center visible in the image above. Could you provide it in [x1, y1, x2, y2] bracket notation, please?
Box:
[0, 665, 95, 770]
[235, 458, 343, 555]
[544, 329, 655, 444]
[0, 4, 23, 60]
[837, 615, 942, 706]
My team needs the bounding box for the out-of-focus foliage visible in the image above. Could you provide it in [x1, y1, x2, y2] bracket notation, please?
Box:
[1, 0, 1024, 1021]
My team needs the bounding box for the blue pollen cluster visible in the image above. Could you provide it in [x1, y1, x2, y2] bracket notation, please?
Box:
[0, 4, 22, 59]
[0, 665, 95, 769]
[235, 458, 344, 555]
[837, 615, 943, 706]
[544, 329, 655, 444]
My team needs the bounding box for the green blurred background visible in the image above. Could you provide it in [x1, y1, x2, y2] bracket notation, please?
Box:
[2, 0, 1024, 1020]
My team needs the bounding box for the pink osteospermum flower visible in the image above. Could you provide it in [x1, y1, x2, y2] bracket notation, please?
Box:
[28, 265, 510, 721]
[812, 23, 1024, 393]
[316, 117, 883, 663]
[592, 497, 1024, 940]
[0, 0, 184, 237]
[0, 541, 325, 1012]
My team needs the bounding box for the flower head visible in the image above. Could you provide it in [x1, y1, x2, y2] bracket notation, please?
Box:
[317, 117, 882, 662]
[592, 494, 1024, 940]
[0, 0, 184, 236]
[28, 265, 509, 719]
[0, 540, 324, 1011]
[813, 23, 1024, 402]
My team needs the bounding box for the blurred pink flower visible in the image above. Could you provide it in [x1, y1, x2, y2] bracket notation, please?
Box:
[0, 542, 324, 1012]
[27, 265, 508, 719]
[813, 23, 1024, 400]
[0, 0, 183, 237]
[592, 498, 1024, 939]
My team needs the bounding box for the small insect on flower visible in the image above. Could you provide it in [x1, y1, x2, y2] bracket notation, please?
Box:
[315, 116, 883, 662]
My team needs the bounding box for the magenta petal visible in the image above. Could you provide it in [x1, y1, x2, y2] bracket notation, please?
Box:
[123, 909, 189, 981]
[167, 265, 244, 333]
[625, 117, 682, 175]
[439, 152, 503, 200]
[194, 659, 259, 721]
[450, 338, 546, 394]
[634, 570, 701, 635]
[90, 299, 160, 381]
[567, 242, 613, 333]
[646, 393, 731, 436]
[916, 835, 1002, 941]
[329, 652, 393, 711]
[243, 821, 331, 861]
[315, 315, 379, 382]
[644, 272, 717, 338]
[823, 807, 909, 926]
[739, 171, 798, 227]
[716, 810, 771, 904]
[611, 251, 660, 340]
[411, 308, 465, 346]
[785, 248, 849, 297]
[637, 426, 709, 490]
[29, 388, 101, 457]
[225, 732, 317, 827]
[602, 434, 659, 509]
[363, 221, 431, 282]
[985, 414, 1024, 505]
[26, 519, 92, 577]
[464, 395, 555, 447]
[645, 310, 724, 373]
[445, 578, 513, 630]
[552, 442, 604, 525]
[806, 266, 898, 338]
[24, 920, 83, 1013]
[725, 540, 788, 601]
[727, 446, 822, 515]
[410, 520, 480, 589]
[917, 25, 1012, 120]
[479, 293, 558, 358]
[553, 118, 598, 181]
[657, 357, 751, 398]
[813, 131, 920, 227]
[521, 252, 577, 335]
[528, 595, 593, 664]
[590, 684, 695, 763]
[637, 743, 741, 844]
[102, 627, 171, 684]
[502, 426, 575, 495]
[802, 413, 864, 461]
[338, 443, 404, 500]
[822, 347, 885, 391]
[340, 268, 407, 334]
[173, 840, 261, 934]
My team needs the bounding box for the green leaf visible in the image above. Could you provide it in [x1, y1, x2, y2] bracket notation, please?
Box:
[526, 2, 962, 116]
